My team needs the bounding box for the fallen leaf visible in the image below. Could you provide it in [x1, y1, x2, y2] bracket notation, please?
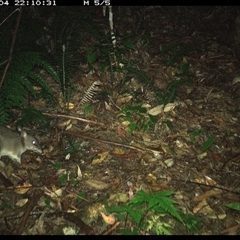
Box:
[85, 179, 109, 190]
[233, 76, 240, 84]
[116, 125, 126, 137]
[150, 182, 170, 192]
[164, 102, 178, 112]
[35, 98, 46, 108]
[63, 226, 77, 235]
[77, 165, 82, 179]
[207, 212, 226, 220]
[92, 151, 109, 165]
[128, 187, 134, 200]
[58, 119, 72, 129]
[204, 175, 217, 186]
[107, 193, 128, 205]
[161, 144, 174, 155]
[105, 101, 112, 111]
[14, 182, 32, 194]
[44, 186, 63, 199]
[15, 198, 28, 207]
[164, 158, 174, 167]
[148, 105, 164, 116]
[121, 120, 130, 126]
[192, 189, 222, 202]
[211, 153, 221, 162]
[193, 198, 212, 214]
[28, 211, 46, 234]
[116, 94, 132, 105]
[65, 153, 71, 160]
[111, 148, 125, 155]
[146, 173, 157, 183]
[143, 138, 162, 148]
[100, 212, 116, 225]
[65, 102, 75, 110]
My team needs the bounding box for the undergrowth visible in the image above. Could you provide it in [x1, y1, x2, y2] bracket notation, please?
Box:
[0, 51, 60, 125]
[118, 103, 157, 134]
[85, 34, 194, 134]
[107, 189, 201, 235]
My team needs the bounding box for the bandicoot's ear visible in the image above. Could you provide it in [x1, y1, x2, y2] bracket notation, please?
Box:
[21, 130, 27, 138]
[18, 126, 27, 138]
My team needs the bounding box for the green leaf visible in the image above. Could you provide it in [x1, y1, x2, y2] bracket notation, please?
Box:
[77, 192, 85, 203]
[122, 41, 135, 50]
[87, 51, 98, 64]
[130, 190, 183, 224]
[69, 179, 78, 186]
[59, 174, 68, 184]
[18, 108, 47, 127]
[153, 191, 183, 223]
[200, 136, 215, 152]
[225, 203, 240, 211]
[128, 208, 144, 225]
[1, 203, 13, 210]
[155, 222, 172, 235]
[181, 213, 201, 233]
[190, 128, 205, 142]
[0, 51, 59, 124]
[55, 162, 62, 169]
[44, 198, 51, 207]
[130, 189, 148, 204]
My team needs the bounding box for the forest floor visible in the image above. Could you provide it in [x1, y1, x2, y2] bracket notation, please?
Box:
[1, 6, 240, 235]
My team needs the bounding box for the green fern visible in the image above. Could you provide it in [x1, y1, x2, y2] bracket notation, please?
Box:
[107, 189, 184, 234]
[130, 190, 183, 224]
[146, 214, 173, 235]
[0, 51, 60, 124]
[17, 108, 49, 128]
[0, 96, 9, 125]
[107, 204, 144, 227]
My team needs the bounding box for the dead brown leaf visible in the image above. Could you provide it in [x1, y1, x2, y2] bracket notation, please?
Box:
[100, 212, 116, 225]
[192, 189, 223, 202]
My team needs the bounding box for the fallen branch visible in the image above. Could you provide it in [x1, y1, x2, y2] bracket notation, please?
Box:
[65, 131, 146, 153]
[42, 112, 107, 127]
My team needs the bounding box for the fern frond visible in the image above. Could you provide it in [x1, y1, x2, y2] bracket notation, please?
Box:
[28, 71, 52, 94]
[19, 76, 36, 97]
[79, 81, 103, 105]
[0, 96, 9, 125]
[0, 51, 59, 123]
[12, 51, 60, 84]
[36, 58, 61, 84]
[3, 79, 27, 108]
[130, 190, 183, 224]
[17, 108, 48, 127]
[152, 191, 183, 223]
